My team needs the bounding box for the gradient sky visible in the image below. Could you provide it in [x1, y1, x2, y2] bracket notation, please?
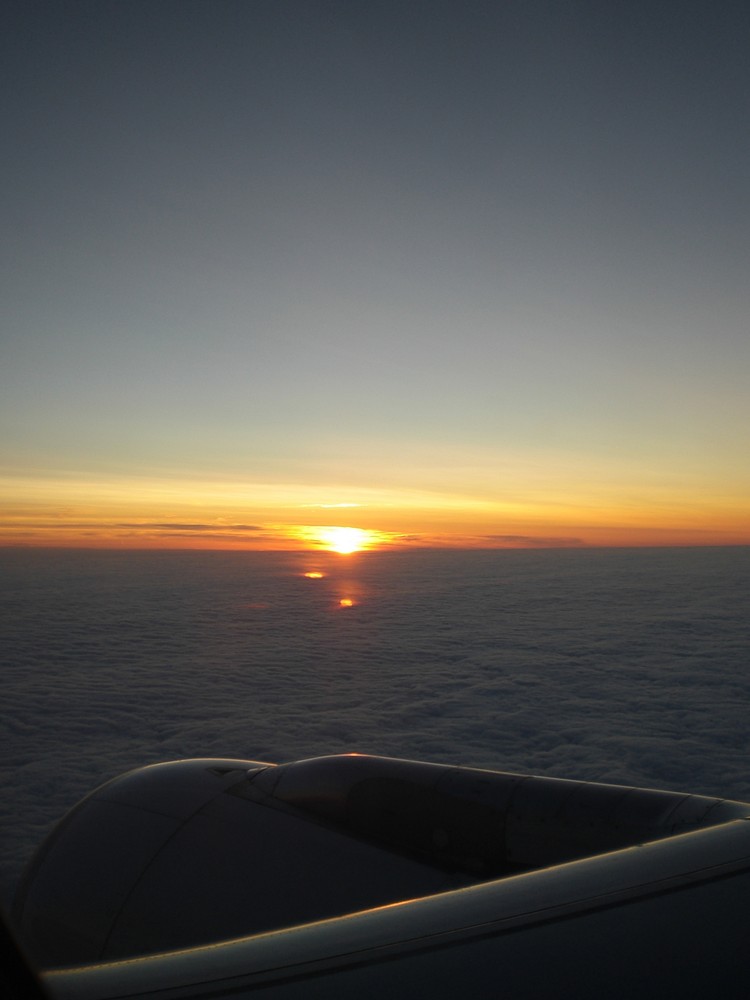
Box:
[2, 0, 749, 549]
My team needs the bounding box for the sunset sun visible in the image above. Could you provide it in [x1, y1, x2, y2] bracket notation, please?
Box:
[319, 526, 370, 554]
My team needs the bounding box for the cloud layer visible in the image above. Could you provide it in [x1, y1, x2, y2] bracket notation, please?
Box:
[2, 546, 749, 906]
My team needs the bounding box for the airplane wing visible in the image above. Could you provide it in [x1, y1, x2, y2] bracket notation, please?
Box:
[11, 754, 750, 998]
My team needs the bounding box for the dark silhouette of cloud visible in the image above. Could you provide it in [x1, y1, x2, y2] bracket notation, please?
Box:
[114, 523, 264, 533]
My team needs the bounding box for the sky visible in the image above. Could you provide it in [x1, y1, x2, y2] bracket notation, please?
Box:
[2, 0, 749, 549]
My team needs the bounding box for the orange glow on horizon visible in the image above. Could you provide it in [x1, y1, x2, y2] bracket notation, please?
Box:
[320, 527, 368, 554]
[0, 471, 749, 550]
[298, 525, 385, 554]
[303, 571, 324, 579]
[1, 517, 749, 550]
[339, 598, 354, 608]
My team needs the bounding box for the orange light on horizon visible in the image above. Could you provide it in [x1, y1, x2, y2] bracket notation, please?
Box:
[339, 597, 354, 608]
[1, 470, 749, 551]
[303, 571, 325, 579]
[315, 526, 375, 554]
